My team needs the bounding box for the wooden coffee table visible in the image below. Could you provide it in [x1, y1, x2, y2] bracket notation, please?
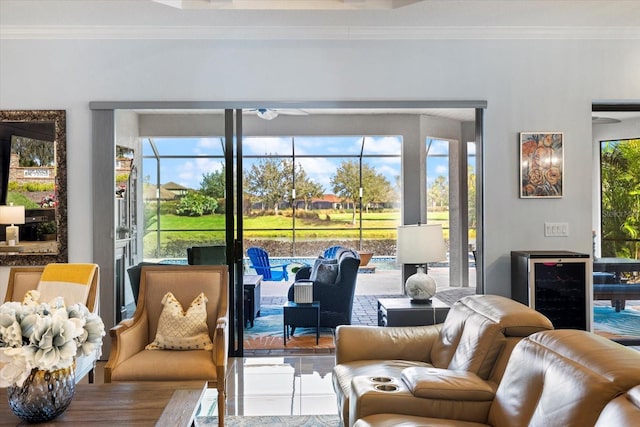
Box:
[0, 381, 208, 426]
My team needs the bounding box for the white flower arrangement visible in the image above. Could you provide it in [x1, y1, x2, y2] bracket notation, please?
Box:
[0, 291, 105, 387]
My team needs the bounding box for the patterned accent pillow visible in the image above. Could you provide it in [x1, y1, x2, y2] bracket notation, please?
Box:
[309, 258, 339, 285]
[146, 292, 213, 351]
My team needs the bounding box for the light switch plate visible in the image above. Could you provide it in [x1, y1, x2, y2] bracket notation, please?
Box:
[545, 222, 569, 237]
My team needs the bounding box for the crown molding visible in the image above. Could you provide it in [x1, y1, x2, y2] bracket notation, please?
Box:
[1, 25, 639, 41]
[152, 0, 423, 9]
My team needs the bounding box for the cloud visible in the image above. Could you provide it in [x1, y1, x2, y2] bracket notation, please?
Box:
[435, 165, 448, 174]
[244, 137, 292, 155]
[174, 158, 224, 189]
[195, 137, 223, 153]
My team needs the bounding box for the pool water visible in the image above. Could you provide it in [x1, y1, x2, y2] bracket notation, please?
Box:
[159, 256, 402, 270]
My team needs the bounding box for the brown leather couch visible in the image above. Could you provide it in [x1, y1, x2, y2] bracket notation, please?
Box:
[351, 329, 640, 427]
[333, 295, 554, 426]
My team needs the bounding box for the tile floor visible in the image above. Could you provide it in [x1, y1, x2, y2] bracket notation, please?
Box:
[225, 355, 337, 416]
[90, 355, 339, 417]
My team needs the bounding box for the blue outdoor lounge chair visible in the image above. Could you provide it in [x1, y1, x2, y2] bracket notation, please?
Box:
[247, 246, 290, 281]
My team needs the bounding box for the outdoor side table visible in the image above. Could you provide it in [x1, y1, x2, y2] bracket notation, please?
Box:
[283, 301, 320, 345]
[243, 274, 262, 328]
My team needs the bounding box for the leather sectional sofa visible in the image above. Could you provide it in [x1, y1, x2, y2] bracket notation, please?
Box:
[333, 294, 640, 426]
[351, 329, 640, 426]
[333, 295, 554, 426]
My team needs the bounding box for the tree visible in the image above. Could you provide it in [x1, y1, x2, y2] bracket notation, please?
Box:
[468, 165, 477, 228]
[294, 165, 324, 210]
[428, 175, 448, 208]
[601, 139, 640, 258]
[331, 160, 393, 224]
[200, 163, 226, 199]
[175, 191, 218, 217]
[244, 158, 292, 212]
[12, 137, 55, 167]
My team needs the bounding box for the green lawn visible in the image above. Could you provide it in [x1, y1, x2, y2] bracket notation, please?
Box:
[143, 209, 459, 256]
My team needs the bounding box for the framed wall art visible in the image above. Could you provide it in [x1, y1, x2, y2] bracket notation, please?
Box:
[520, 132, 564, 198]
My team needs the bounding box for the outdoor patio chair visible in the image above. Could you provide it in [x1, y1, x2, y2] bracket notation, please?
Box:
[287, 248, 361, 331]
[187, 245, 226, 265]
[247, 246, 290, 281]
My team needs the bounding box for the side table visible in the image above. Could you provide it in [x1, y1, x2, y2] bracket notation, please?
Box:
[377, 297, 449, 327]
[243, 274, 262, 328]
[283, 301, 320, 345]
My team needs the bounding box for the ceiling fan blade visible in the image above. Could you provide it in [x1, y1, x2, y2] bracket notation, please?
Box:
[247, 108, 309, 120]
[277, 109, 308, 116]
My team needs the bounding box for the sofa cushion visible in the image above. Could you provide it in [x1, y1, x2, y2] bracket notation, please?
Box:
[146, 292, 213, 351]
[595, 385, 640, 427]
[109, 348, 218, 381]
[430, 295, 553, 379]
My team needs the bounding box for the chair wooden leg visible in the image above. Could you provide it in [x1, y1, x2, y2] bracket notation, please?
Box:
[218, 389, 225, 427]
[88, 368, 95, 384]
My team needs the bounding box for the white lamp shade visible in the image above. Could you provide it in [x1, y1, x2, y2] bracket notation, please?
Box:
[397, 223, 446, 265]
[0, 204, 25, 225]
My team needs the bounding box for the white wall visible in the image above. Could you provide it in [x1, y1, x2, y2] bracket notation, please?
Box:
[1, 2, 640, 297]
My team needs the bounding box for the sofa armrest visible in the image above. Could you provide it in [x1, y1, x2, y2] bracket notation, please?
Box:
[349, 370, 495, 426]
[336, 324, 442, 364]
[402, 367, 495, 401]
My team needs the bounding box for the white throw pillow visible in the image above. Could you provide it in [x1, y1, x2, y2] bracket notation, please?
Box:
[146, 292, 213, 351]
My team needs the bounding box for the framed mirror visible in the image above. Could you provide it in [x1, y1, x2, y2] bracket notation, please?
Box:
[0, 110, 67, 265]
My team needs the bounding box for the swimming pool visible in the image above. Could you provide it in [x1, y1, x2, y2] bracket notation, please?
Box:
[159, 256, 403, 270]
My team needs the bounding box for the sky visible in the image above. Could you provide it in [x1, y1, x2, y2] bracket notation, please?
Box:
[142, 136, 475, 193]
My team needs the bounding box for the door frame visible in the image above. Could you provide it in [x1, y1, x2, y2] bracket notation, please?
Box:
[91, 100, 486, 357]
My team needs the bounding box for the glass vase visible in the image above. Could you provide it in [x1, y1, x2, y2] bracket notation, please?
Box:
[7, 363, 75, 423]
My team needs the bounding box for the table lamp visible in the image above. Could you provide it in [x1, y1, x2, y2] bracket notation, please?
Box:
[0, 203, 25, 244]
[396, 223, 447, 303]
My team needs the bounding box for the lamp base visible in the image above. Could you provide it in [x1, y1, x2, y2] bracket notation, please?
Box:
[5, 224, 19, 244]
[404, 265, 437, 302]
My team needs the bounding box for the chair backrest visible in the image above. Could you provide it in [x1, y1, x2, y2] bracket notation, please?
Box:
[5, 266, 45, 303]
[135, 265, 228, 344]
[489, 329, 640, 427]
[188, 245, 226, 265]
[430, 294, 553, 380]
[5, 264, 99, 312]
[247, 247, 274, 280]
[37, 263, 99, 310]
[323, 245, 344, 259]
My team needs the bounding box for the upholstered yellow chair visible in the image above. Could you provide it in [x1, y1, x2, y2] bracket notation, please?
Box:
[104, 265, 228, 426]
[4, 263, 100, 383]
